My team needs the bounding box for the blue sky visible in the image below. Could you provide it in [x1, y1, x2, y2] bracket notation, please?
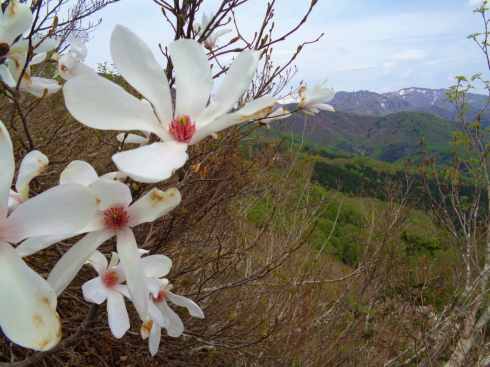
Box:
[82, 0, 490, 95]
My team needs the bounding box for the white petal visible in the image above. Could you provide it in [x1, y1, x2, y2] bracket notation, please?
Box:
[108, 251, 119, 268]
[190, 96, 276, 145]
[22, 77, 61, 98]
[158, 301, 184, 337]
[164, 291, 204, 318]
[113, 283, 130, 298]
[169, 39, 212, 121]
[141, 317, 152, 339]
[0, 241, 61, 351]
[193, 22, 202, 34]
[202, 12, 212, 29]
[60, 160, 99, 186]
[86, 250, 108, 274]
[68, 35, 87, 60]
[88, 179, 132, 211]
[8, 38, 28, 54]
[0, 120, 14, 219]
[117, 132, 149, 145]
[1, 183, 98, 243]
[298, 86, 307, 99]
[99, 171, 128, 183]
[33, 37, 57, 53]
[0, 64, 15, 87]
[68, 61, 96, 78]
[63, 73, 168, 139]
[8, 189, 22, 213]
[149, 322, 162, 356]
[141, 255, 172, 278]
[127, 188, 181, 227]
[106, 288, 130, 338]
[58, 54, 76, 80]
[0, 2, 32, 45]
[47, 229, 113, 295]
[109, 265, 127, 283]
[82, 277, 107, 304]
[148, 277, 163, 298]
[160, 278, 171, 291]
[75, 210, 106, 233]
[196, 50, 260, 127]
[111, 25, 173, 132]
[211, 29, 232, 43]
[113, 142, 188, 184]
[139, 248, 149, 255]
[16, 150, 48, 202]
[304, 89, 335, 107]
[310, 78, 328, 93]
[30, 52, 47, 66]
[15, 233, 73, 257]
[258, 107, 291, 125]
[7, 52, 27, 83]
[116, 227, 148, 320]
[148, 301, 165, 327]
[310, 103, 335, 112]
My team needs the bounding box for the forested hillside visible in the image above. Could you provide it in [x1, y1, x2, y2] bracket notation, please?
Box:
[283, 109, 460, 163]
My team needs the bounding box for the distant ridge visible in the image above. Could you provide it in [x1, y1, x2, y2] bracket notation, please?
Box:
[327, 87, 490, 125]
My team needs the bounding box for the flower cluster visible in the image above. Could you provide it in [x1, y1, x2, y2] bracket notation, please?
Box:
[193, 12, 232, 50]
[0, 1, 60, 97]
[0, 2, 335, 357]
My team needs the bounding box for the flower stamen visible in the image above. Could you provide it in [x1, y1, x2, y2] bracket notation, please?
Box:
[103, 271, 120, 287]
[104, 206, 129, 232]
[152, 291, 166, 303]
[169, 115, 196, 143]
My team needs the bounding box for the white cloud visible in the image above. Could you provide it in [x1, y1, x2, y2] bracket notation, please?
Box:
[391, 49, 426, 60]
[338, 64, 376, 71]
[80, 0, 490, 95]
[466, 0, 484, 8]
[400, 70, 413, 78]
[424, 57, 464, 65]
[382, 61, 397, 75]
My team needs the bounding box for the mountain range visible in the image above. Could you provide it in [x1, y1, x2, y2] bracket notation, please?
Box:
[276, 87, 490, 164]
[329, 87, 489, 124]
[284, 110, 457, 163]
[280, 87, 489, 125]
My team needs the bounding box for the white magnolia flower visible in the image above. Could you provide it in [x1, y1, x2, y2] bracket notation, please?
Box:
[0, 1, 57, 59]
[193, 12, 232, 50]
[298, 79, 335, 114]
[8, 150, 48, 213]
[82, 250, 170, 338]
[16, 161, 129, 258]
[30, 160, 183, 321]
[0, 51, 60, 97]
[258, 107, 291, 129]
[141, 277, 204, 356]
[0, 121, 98, 351]
[0, 1, 33, 60]
[0, 1, 59, 97]
[63, 24, 276, 183]
[56, 35, 95, 80]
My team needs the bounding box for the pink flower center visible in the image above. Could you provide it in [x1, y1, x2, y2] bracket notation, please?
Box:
[103, 271, 119, 287]
[152, 291, 166, 303]
[104, 207, 129, 232]
[169, 115, 196, 143]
